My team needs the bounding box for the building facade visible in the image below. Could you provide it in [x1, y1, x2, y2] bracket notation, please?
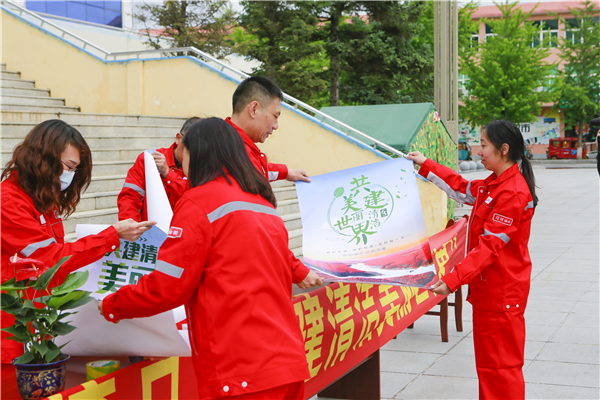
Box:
[459, 1, 599, 156]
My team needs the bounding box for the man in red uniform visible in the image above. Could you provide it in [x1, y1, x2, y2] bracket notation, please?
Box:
[117, 117, 200, 221]
[225, 76, 311, 183]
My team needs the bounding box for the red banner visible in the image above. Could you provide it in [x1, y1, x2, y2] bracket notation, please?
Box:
[4, 219, 468, 400]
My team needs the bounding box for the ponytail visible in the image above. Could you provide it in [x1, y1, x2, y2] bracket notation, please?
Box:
[519, 157, 538, 209]
[483, 120, 539, 210]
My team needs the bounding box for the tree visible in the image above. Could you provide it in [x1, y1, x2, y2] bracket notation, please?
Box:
[552, 0, 600, 159]
[134, 1, 237, 59]
[459, 1, 554, 127]
[338, 1, 433, 105]
[238, 1, 328, 106]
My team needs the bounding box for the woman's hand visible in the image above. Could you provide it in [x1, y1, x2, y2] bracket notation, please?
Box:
[98, 300, 119, 323]
[113, 219, 156, 242]
[429, 280, 452, 295]
[297, 270, 324, 289]
[405, 151, 427, 166]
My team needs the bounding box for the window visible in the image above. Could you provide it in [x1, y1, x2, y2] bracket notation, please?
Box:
[551, 140, 560, 148]
[485, 23, 495, 41]
[26, 1, 122, 28]
[562, 141, 570, 149]
[458, 73, 470, 96]
[532, 20, 558, 48]
[566, 17, 599, 44]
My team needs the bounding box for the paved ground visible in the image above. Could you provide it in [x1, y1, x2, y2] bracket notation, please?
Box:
[315, 164, 599, 400]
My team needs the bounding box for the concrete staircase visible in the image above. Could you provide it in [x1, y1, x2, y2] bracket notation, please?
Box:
[0, 63, 304, 257]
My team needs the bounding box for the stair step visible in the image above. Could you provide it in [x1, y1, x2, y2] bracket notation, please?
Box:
[1, 78, 36, 89]
[276, 199, 300, 215]
[77, 191, 120, 212]
[0, 94, 66, 107]
[63, 208, 118, 234]
[86, 175, 126, 194]
[291, 247, 303, 258]
[0, 110, 189, 126]
[2, 122, 181, 137]
[1, 87, 50, 97]
[0, 104, 80, 113]
[2, 136, 175, 152]
[273, 186, 299, 201]
[0, 64, 6, 72]
[282, 212, 302, 231]
[271, 180, 296, 188]
[91, 161, 135, 177]
[1, 71, 20, 79]
[288, 228, 303, 249]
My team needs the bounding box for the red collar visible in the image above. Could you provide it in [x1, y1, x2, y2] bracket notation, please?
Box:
[165, 142, 180, 169]
[485, 162, 519, 186]
[225, 117, 261, 155]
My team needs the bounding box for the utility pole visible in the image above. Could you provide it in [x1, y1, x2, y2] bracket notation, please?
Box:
[433, 1, 459, 145]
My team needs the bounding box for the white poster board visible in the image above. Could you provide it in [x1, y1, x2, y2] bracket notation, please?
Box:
[56, 151, 190, 356]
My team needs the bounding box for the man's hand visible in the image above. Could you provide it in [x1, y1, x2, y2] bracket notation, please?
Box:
[286, 169, 311, 183]
[297, 270, 323, 289]
[113, 219, 156, 242]
[153, 152, 169, 178]
[429, 280, 452, 295]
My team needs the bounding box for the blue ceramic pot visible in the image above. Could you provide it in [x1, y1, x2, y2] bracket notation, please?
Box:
[12, 354, 70, 400]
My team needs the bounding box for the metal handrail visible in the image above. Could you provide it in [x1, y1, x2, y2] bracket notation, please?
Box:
[2, 0, 403, 157]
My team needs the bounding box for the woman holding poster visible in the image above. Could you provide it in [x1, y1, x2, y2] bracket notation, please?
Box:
[407, 119, 537, 400]
[99, 118, 322, 400]
[0, 119, 154, 364]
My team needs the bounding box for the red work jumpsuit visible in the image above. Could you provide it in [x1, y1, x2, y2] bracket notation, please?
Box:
[117, 142, 187, 222]
[225, 118, 289, 182]
[102, 174, 310, 399]
[419, 160, 534, 400]
[1, 175, 120, 364]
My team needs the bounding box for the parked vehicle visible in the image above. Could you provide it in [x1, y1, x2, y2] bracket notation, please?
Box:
[458, 138, 472, 161]
[547, 137, 588, 159]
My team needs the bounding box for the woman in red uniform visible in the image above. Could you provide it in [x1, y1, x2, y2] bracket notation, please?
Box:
[1, 119, 154, 364]
[99, 118, 321, 399]
[407, 120, 537, 400]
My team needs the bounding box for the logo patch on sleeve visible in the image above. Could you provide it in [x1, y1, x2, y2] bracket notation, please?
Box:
[168, 227, 183, 238]
[485, 196, 493, 204]
[492, 213, 513, 226]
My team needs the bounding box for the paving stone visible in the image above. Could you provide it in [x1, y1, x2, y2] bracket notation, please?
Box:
[380, 350, 441, 374]
[525, 382, 600, 399]
[393, 375, 478, 399]
[536, 342, 599, 365]
[524, 360, 599, 388]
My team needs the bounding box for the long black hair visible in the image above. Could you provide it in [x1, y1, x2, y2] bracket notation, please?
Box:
[182, 117, 277, 207]
[483, 120, 538, 208]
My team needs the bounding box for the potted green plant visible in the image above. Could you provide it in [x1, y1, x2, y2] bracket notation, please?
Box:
[1, 254, 93, 400]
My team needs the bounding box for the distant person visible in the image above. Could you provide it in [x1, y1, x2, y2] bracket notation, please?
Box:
[226, 76, 311, 183]
[118, 117, 200, 221]
[99, 118, 322, 399]
[1, 120, 154, 364]
[407, 120, 537, 400]
[592, 117, 600, 176]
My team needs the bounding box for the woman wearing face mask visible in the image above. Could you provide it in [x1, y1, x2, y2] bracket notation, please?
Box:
[1, 119, 155, 364]
[406, 120, 537, 400]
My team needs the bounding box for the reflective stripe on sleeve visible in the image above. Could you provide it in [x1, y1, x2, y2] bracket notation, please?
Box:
[155, 260, 184, 279]
[207, 201, 280, 223]
[525, 200, 534, 211]
[268, 171, 279, 182]
[21, 238, 57, 257]
[123, 182, 145, 198]
[482, 229, 510, 244]
[426, 172, 476, 204]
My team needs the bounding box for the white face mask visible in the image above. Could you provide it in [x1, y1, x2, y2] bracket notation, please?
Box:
[60, 169, 75, 191]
